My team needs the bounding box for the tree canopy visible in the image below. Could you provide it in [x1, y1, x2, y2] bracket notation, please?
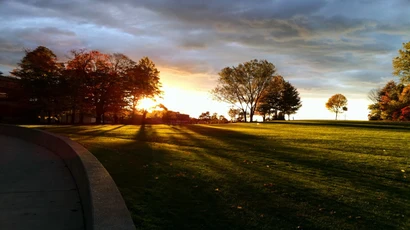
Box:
[212, 59, 276, 122]
[255, 76, 302, 121]
[10, 46, 162, 124]
[11, 46, 63, 122]
[393, 41, 410, 84]
[277, 81, 302, 120]
[325, 94, 348, 120]
[368, 41, 410, 121]
[368, 81, 410, 121]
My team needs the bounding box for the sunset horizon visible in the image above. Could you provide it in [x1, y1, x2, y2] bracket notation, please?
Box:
[2, 0, 409, 120]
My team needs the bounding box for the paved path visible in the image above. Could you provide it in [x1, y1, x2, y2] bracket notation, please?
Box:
[0, 135, 85, 230]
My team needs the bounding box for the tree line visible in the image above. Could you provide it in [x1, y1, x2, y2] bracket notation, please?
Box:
[9, 46, 161, 124]
[368, 41, 410, 121]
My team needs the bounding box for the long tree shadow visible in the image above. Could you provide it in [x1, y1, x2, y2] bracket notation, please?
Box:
[48, 124, 409, 230]
[181, 124, 409, 229]
[277, 120, 410, 131]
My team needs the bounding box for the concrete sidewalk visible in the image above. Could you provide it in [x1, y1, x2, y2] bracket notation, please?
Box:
[0, 135, 85, 230]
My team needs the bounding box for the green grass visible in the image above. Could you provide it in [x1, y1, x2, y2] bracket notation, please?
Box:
[30, 121, 410, 230]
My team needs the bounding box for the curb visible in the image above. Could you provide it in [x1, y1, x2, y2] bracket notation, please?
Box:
[0, 124, 136, 230]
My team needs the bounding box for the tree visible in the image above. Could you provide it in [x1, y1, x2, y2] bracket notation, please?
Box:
[228, 107, 240, 122]
[211, 112, 218, 123]
[106, 53, 137, 123]
[342, 106, 348, 120]
[11, 46, 63, 123]
[368, 81, 410, 121]
[368, 88, 381, 104]
[325, 94, 348, 120]
[277, 81, 302, 120]
[393, 41, 410, 83]
[66, 50, 114, 124]
[66, 51, 162, 124]
[368, 41, 410, 121]
[199, 111, 211, 122]
[125, 57, 162, 122]
[65, 49, 96, 123]
[218, 115, 228, 123]
[256, 75, 284, 121]
[378, 81, 404, 120]
[212, 59, 276, 122]
[256, 76, 302, 121]
[343, 106, 348, 112]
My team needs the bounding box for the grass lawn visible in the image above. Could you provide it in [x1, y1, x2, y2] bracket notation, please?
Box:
[31, 121, 410, 230]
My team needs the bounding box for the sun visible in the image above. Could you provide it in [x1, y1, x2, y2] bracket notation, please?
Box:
[137, 98, 157, 111]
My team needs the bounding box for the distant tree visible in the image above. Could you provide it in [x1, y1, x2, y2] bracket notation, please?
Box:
[256, 76, 302, 121]
[218, 115, 228, 123]
[211, 112, 218, 123]
[212, 59, 276, 122]
[367, 41, 410, 121]
[393, 41, 410, 83]
[255, 103, 271, 122]
[228, 107, 240, 122]
[199, 111, 211, 122]
[277, 81, 302, 120]
[342, 106, 348, 120]
[326, 94, 348, 120]
[378, 81, 404, 120]
[368, 103, 382, 120]
[237, 110, 247, 122]
[256, 76, 284, 121]
[11, 46, 63, 123]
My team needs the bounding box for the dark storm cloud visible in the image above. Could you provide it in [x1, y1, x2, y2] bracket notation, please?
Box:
[0, 0, 409, 96]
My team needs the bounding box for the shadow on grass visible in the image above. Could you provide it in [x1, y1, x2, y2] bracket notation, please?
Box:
[115, 125, 408, 229]
[39, 124, 410, 230]
[276, 120, 410, 131]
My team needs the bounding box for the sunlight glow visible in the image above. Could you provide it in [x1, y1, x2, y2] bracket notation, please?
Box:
[137, 98, 158, 112]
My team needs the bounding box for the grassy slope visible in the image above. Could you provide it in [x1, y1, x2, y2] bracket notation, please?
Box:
[31, 121, 410, 230]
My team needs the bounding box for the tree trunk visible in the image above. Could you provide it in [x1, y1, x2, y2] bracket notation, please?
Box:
[96, 114, 101, 124]
[142, 110, 147, 125]
[71, 107, 75, 124]
[79, 112, 84, 124]
[131, 97, 137, 122]
[263, 114, 266, 122]
[96, 109, 102, 124]
[243, 109, 247, 122]
[47, 110, 51, 124]
[335, 112, 338, 120]
[96, 104, 103, 124]
[40, 110, 45, 124]
[114, 114, 118, 124]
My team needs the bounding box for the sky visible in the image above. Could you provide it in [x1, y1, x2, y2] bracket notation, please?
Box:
[1, 0, 409, 120]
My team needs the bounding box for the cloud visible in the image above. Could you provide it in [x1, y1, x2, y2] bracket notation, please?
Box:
[0, 0, 409, 99]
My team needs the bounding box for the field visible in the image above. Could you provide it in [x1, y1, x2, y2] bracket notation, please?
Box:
[32, 121, 410, 230]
